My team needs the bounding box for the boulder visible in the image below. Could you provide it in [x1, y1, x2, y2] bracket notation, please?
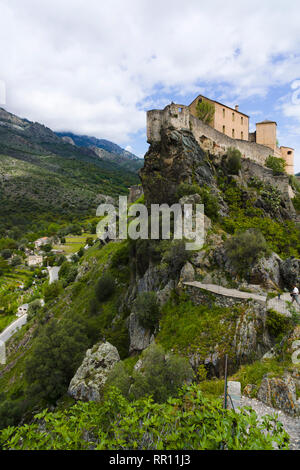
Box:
[128, 312, 154, 354]
[249, 252, 282, 288]
[257, 373, 300, 416]
[68, 342, 120, 402]
[179, 262, 195, 283]
[280, 257, 300, 289]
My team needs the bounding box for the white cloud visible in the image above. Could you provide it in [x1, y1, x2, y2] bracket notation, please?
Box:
[1, 0, 300, 146]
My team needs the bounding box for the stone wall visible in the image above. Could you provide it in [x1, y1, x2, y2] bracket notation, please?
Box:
[184, 284, 266, 310]
[147, 103, 280, 167]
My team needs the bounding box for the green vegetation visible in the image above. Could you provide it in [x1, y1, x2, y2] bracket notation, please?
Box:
[175, 183, 219, 221]
[107, 343, 193, 403]
[134, 292, 160, 332]
[221, 182, 300, 258]
[224, 229, 270, 276]
[226, 148, 242, 175]
[95, 273, 115, 302]
[266, 155, 286, 175]
[157, 295, 239, 360]
[195, 100, 215, 125]
[0, 385, 289, 450]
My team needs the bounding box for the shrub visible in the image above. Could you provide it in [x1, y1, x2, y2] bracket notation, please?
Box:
[11, 256, 22, 267]
[266, 155, 286, 175]
[226, 148, 242, 175]
[195, 99, 215, 125]
[266, 309, 290, 339]
[224, 229, 270, 276]
[25, 316, 89, 403]
[43, 281, 63, 303]
[1, 249, 12, 260]
[107, 343, 193, 404]
[59, 261, 78, 285]
[200, 187, 219, 221]
[95, 274, 115, 302]
[134, 291, 160, 331]
[160, 239, 190, 279]
[176, 182, 201, 200]
[27, 299, 42, 321]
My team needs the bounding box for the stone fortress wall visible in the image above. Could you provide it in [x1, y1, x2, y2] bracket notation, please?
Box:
[147, 103, 292, 171]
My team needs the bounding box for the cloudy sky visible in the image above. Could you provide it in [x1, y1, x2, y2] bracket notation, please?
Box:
[0, 0, 300, 171]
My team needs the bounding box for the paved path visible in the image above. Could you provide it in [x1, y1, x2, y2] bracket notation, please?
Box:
[48, 266, 61, 284]
[0, 314, 28, 343]
[184, 281, 298, 316]
[241, 396, 300, 450]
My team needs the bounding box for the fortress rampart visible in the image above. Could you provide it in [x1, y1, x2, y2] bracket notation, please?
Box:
[147, 103, 292, 171]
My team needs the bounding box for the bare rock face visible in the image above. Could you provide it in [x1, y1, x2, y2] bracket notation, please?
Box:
[128, 312, 154, 354]
[179, 262, 195, 283]
[257, 374, 300, 416]
[140, 128, 215, 205]
[68, 342, 120, 402]
[249, 253, 282, 288]
[280, 257, 300, 289]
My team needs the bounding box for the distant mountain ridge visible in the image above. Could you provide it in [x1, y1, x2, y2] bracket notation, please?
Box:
[0, 107, 139, 235]
[56, 132, 144, 172]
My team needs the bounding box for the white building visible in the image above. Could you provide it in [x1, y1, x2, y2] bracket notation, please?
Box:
[27, 255, 43, 267]
[17, 304, 29, 317]
[34, 237, 51, 250]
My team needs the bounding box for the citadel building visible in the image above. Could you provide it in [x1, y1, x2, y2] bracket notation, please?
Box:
[147, 95, 294, 175]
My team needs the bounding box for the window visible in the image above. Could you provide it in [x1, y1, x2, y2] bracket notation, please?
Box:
[241, 116, 243, 125]
[287, 151, 292, 155]
[241, 131, 244, 140]
[223, 125, 225, 133]
[178, 107, 183, 113]
[232, 113, 235, 122]
[232, 129, 235, 138]
[223, 108, 225, 118]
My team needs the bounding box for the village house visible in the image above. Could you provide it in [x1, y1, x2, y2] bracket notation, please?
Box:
[27, 255, 43, 267]
[34, 237, 51, 250]
[17, 304, 29, 317]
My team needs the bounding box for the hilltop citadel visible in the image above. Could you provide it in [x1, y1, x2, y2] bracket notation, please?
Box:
[147, 95, 295, 175]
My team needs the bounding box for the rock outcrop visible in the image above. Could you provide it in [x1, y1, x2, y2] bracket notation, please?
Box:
[140, 128, 215, 205]
[128, 312, 154, 354]
[257, 374, 300, 416]
[68, 342, 120, 402]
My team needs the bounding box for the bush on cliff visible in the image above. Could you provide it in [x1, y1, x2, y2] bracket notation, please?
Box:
[266, 155, 286, 175]
[226, 148, 242, 175]
[134, 291, 160, 332]
[95, 273, 115, 302]
[106, 343, 193, 404]
[196, 99, 215, 125]
[224, 229, 270, 276]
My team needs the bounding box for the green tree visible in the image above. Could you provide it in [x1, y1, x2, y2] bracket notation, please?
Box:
[25, 316, 89, 403]
[266, 155, 286, 175]
[225, 229, 271, 276]
[226, 148, 242, 175]
[196, 100, 215, 125]
[134, 292, 160, 332]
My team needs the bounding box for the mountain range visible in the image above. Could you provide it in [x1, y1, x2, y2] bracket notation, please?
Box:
[0, 108, 140, 236]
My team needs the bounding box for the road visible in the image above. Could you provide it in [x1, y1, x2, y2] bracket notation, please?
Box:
[0, 314, 28, 343]
[48, 266, 61, 284]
